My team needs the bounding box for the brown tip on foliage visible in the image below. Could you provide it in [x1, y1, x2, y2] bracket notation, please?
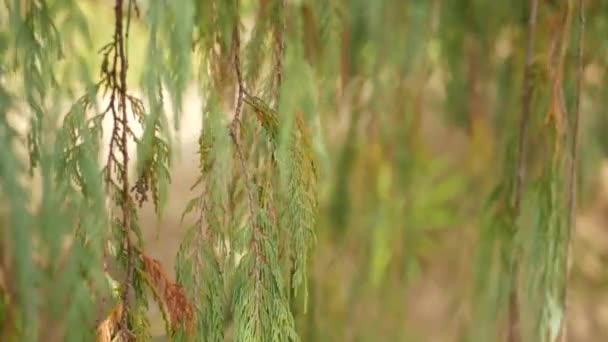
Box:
[141, 254, 194, 335]
[96, 304, 124, 342]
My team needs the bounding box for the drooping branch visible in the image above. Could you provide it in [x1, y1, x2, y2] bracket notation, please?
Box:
[96, 0, 140, 338]
[115, 0, 134, 336]
[106, 0, 137, 337]
[508, 0, 539, 341]
[513, 0, 539, 214]
[566, 0, 584, 264]
[230, 18, 258, 229]
[272, 0, 285, 102]
[561, 0, 585, 339]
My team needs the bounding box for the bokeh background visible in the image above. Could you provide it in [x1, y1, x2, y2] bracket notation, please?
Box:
[4, 0, 608, 341]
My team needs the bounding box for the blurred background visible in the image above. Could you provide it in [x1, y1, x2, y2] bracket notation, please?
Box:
[3, 0, 608, 341]
[137, 1, 608, 340]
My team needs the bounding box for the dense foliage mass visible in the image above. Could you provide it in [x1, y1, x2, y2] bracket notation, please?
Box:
[0, 0, 605, 341]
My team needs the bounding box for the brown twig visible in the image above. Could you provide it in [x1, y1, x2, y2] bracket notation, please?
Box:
[229, 8, 265, 325]
[544, 5, 572, 149]
[108, 0, 135, 337]
[508, 0, 538, 341]
[229, 21, 257, 229]
[272, 0, 285, 102]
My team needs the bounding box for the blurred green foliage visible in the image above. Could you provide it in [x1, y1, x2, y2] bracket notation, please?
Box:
[0, 0, 606, 341]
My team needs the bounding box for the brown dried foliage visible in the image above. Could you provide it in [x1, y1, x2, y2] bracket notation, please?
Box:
[96, 304, 124, 342]
[141, 253, 194, 335]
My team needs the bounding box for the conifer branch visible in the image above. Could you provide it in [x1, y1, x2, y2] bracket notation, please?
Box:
[112, 0, 136, 338]
[514, 1, 538, 214]
[230, 24, 266, 323]
[95, 0, 142, 338]
[229, 22, 270, 331]
[272, 0, 285, 102]
[561, 0, 584, 339]
[508, 0, 538, 341]
[566, 0, 584, 272]
[140, 253, 194, 335]
[230, 19, 258, 229]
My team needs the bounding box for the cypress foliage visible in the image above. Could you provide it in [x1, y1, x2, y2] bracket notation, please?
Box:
[0, 1, 602, 341]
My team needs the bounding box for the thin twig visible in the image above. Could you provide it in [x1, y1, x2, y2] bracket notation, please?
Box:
[272, 0, 285, 103]
[508, 0, 539, 341]
[561, 0, 584, 340]
[229, 23, 257, 225]
[229, 8, 264, 327]
[113, 0, 135, 337]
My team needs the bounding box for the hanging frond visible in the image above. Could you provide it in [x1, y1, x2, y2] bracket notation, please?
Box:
[231, 208, 298, 342]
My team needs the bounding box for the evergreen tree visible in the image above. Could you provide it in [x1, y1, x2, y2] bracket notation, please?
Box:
[0, 0, 603, 341]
